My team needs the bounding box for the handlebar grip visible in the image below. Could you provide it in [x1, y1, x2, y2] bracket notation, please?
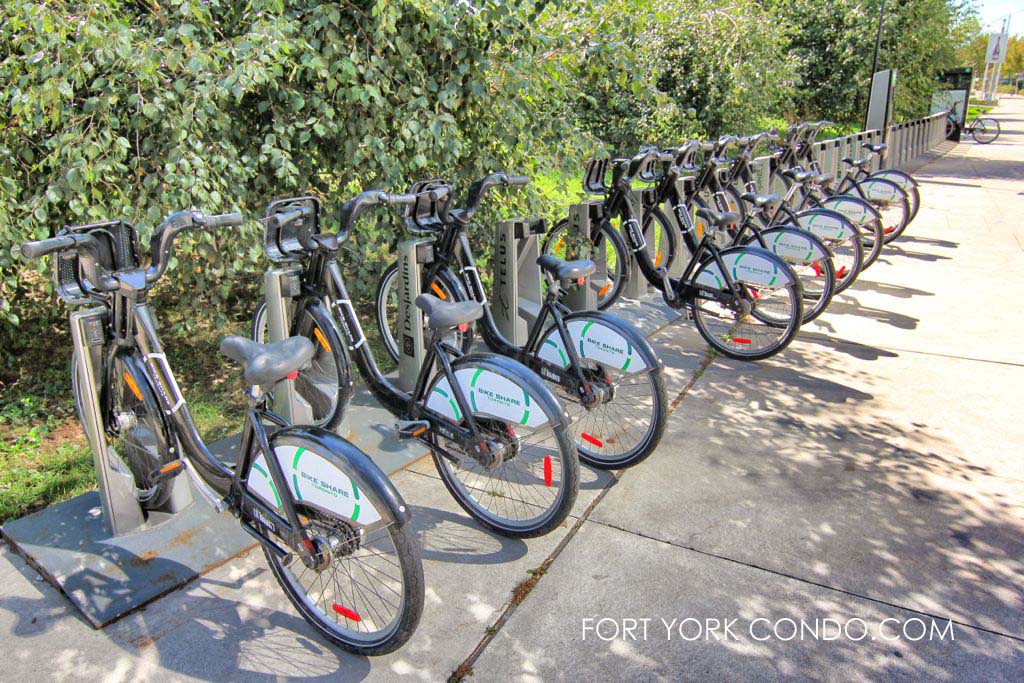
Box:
[505, 175, 531, 186]
[18, 235, 79, 260]
[338, 190, 413, 238]
[203, 212, 244, 229]
[268, 206, 312, 229]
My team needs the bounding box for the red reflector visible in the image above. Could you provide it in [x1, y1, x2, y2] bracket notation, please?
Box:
[458, 322, 469, 333]
[812, 262, 822, 277]
[544, 455, 552, 487]
[577, 277, 584, 286]
[731, 338, 752, 345]
[287, 370, 299, 380]
[835, 266, 847, 279]
[748, 288, 760, 300]
[332, 604, 362, 622]
[884, 226, 895, 234]
[581, 433, 604, 448]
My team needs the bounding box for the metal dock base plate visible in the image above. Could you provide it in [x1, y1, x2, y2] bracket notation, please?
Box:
[1, 481, 253, 629]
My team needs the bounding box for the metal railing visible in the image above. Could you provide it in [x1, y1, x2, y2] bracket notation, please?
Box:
[809, 112, 947, 173]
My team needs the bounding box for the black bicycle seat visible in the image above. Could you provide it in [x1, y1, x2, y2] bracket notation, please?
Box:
[782, 168, 818, 183]
[815, 172, 835, 185]
[219, 336, 315, 388]
[415, 294, 483, 330]
[739, 192, 780, 208]
[841, 156, 872, 168]
[695, 207, 740, 227]
[863, 142, 888, 155]
[536, 254, 596, 281]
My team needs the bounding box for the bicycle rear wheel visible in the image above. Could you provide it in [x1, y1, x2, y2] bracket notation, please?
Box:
[971, 118, 999, 144]
[690, 248, 802, 360]
[265, 507, 423, 656]
[750, 227, 835, 323]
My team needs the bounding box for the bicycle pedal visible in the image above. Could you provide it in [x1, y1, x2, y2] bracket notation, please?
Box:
[394, 420, 430, 440]
[149, 459, 185, 485]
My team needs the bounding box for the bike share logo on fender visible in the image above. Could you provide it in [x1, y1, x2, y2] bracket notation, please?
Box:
[584, 332, 626, 359]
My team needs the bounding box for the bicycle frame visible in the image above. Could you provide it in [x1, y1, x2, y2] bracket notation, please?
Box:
[283, 242, 495, 463]
[419, 222, 617, 395]
[92, 274, 400, 565]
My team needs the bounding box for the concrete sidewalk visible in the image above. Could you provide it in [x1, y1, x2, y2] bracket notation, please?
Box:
[2, 99, 1023, 680]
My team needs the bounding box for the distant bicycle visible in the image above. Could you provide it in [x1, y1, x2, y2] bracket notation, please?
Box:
[947, 108, 1000, 144]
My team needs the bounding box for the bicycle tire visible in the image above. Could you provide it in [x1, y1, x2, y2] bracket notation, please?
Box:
[374, 261, 474, 363]
[971, 118, 999, 144]
[72, 351, 176, 510]
[869, 169, 921, 229]
[252, 302, 351, 431]
[689, 247, 803, 361]
[857, 177, 911, 246]
[746, 226, 836, 323]
[542, 217, 629, 310]
[263, 472, 423, 656]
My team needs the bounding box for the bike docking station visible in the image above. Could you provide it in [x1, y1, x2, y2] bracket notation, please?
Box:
[3, 297, 250, 630]
[492, 217, 548, 343]
[563, 201, 604, 311]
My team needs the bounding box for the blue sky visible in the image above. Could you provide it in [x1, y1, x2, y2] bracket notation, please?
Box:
[974, 0, 1024, 33]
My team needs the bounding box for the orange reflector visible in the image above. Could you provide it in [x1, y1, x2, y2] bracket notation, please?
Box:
[158, 461, 183, 474]
[430, 282, 447, 300]
[412, 426, 428, 437]
[598, 283, 612, 297]
[123, 372, 144, 401]
[313, 327, 332, 353]
[654, 251, 663, 267]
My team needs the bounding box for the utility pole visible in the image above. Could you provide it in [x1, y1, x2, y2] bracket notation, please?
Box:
[864, 0, 887, 130]
[870, 0, 887, 79]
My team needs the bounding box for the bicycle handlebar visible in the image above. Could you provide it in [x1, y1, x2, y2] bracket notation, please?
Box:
[338, 190, 418, 239]
[147, 211, 244, 283]
[461, 172, 530, 221]
[18, 234, 80, 261]
[267, 205, 313, 229]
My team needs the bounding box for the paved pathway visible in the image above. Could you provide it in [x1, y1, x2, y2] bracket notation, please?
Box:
[2, 98, 1023, 681]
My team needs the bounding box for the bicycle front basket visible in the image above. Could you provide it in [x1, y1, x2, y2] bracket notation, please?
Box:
[54, 220, 140, 304]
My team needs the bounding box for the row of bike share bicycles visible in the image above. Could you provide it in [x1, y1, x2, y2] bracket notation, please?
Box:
[15, 120, 919, 655]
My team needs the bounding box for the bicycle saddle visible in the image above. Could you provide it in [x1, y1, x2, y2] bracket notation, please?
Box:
[415, 293, 483, 330]
[695, 207, 740, 227]
[739, 192, 780, 208]
[219, 336, 315, 388]
[536, 254, 597, 281]
[863, 142, 887, 155]
[815, 172, 835, 185]
[841, 156, 872, 168]
[782, 168, 818, 184]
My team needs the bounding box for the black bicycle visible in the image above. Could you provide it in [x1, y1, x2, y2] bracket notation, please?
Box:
[17, 211, 423, 655]
[252, 192, 579, 537]
[374, 174, 668, 469]
[584, 149, 804, 360]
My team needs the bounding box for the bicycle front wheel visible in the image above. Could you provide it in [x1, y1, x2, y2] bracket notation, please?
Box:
[252, 302, 351, 430]
[375, 262, 474, 363]
[543, 217, 628, 310]
[971, 118, 1000, 144]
